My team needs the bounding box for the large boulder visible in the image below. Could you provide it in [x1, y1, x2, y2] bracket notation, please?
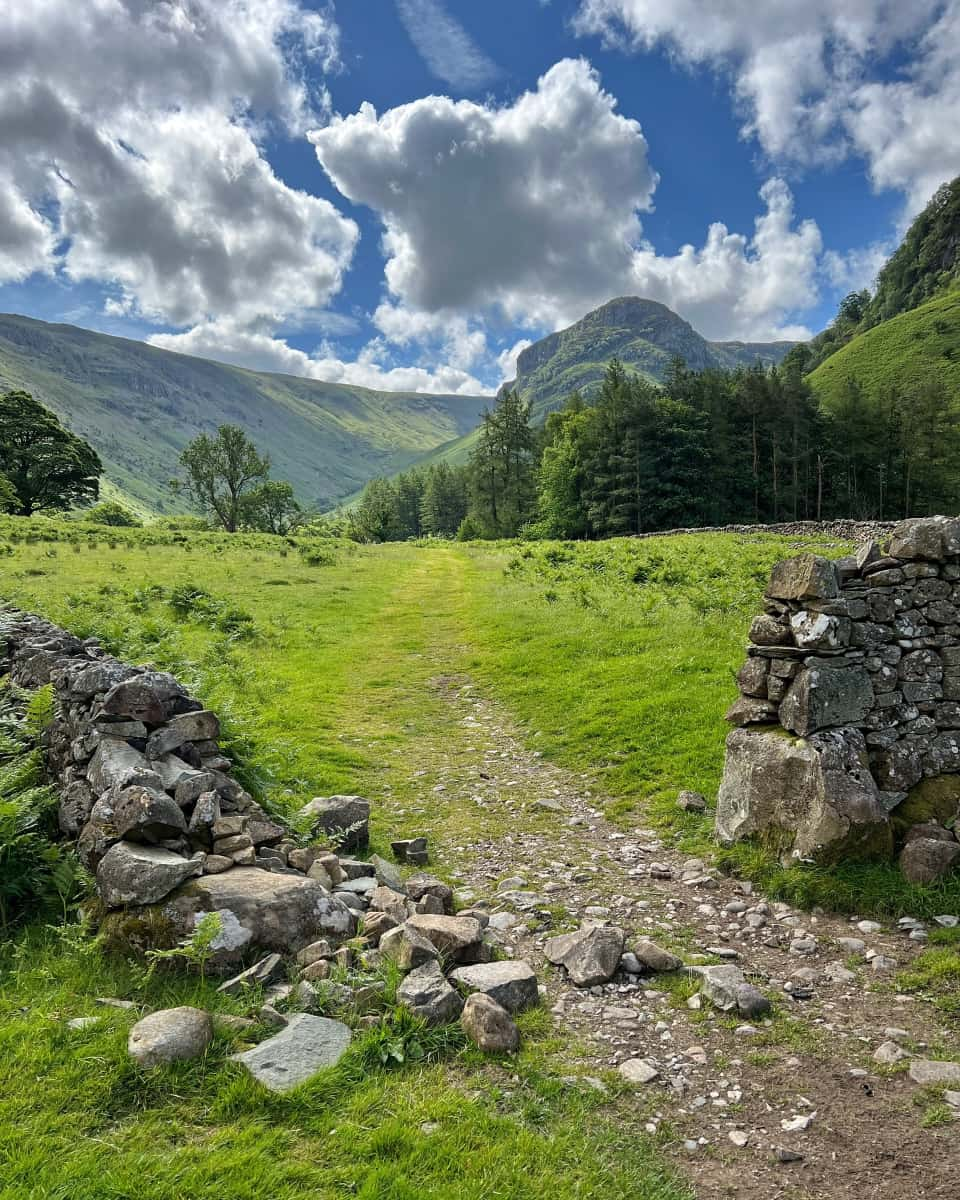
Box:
[231, 1013, 351, 1092]
[97, 841, 201, 907]
[160, 868, 357, 965]
[128, 1006, 213, 1067]
[544, 924, 625, 986]
[779, 665, 874, 736]
[298, 795, 370, 851]
[716, 726, 892, 864]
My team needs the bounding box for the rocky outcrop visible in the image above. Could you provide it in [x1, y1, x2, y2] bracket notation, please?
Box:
[716, 517, 960, 877]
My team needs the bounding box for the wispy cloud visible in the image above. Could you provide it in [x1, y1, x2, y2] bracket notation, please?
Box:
[396, 0, 499, 90]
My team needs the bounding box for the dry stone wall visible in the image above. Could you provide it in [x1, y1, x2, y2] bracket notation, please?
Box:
[0, 606, 361, 960]
[716, 516, 960, 883]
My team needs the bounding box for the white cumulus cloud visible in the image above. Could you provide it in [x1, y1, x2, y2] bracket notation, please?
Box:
[312, 59, 824, 343]
[149, 320, 488, 395]
[0, 0, 356, 328]
[574, 0, 960, 212]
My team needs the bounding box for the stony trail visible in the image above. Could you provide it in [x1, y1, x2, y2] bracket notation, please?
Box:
[395, 667, 959, 1200]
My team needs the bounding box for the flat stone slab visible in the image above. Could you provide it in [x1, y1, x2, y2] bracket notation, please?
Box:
[449, 960, 538, 1012]
[232, 1013, 351, 1092]
[908, 1059, 960, 1087]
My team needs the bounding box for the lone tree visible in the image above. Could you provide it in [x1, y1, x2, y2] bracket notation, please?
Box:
[174, 425, 270, 532]
[242, 480, 304, 534]
[0, 390, 102, 514]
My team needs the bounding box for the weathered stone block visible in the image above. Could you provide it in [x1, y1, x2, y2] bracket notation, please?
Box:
[779, 665, 873, 736]
[716, 726, 891, 864]
[766, 554, 838, 602]
[889, 516, 960, 560]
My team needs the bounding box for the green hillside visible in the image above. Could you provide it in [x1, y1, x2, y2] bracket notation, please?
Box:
[503, 296, 795, 422]
[808, 288, 960, 409]
[0, 314, 489, 514]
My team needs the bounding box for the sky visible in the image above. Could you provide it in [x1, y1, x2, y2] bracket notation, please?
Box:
[1, 1, 958, 397]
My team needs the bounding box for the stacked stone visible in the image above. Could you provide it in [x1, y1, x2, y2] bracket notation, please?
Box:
[0, 608, 361, 952]
[716, 517, 960, 882]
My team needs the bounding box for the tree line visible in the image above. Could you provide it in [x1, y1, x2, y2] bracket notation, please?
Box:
[353, 355, 960, 541]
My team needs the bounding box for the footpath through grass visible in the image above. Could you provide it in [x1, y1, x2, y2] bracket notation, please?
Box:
[0, 522, 693, 1200]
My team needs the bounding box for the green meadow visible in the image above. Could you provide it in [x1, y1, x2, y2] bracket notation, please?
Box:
[2, 518, 958, 1198]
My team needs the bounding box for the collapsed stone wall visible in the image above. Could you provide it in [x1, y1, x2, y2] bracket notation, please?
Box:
[0, 607, 360, 957]
[715, 516, 960, 883]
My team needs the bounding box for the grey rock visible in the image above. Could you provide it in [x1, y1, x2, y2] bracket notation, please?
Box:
[899, 838, 960, 884]
[87, 738, 162, 795]
[736, 983, 772, 1018]
[725, 696, 779, 726]
[370, 854, 406, 894]
[160, 867, 357, 965]
[97, 841, 200, 906]
[379, 923, 440, 970]
[298, 795, 370, 851]
[716, 726, 891, 865]
[889, 517, 960, 561]
[460, 993, 519, 1053]
[405, 875, 454, 912]
[736, 658, 769, 697]
[618, 1058, 659, 1084]
[766, 554, 838, 602]
[677, 790, 707, 814]
[449, 960, 539, 1012]
[779, 665, 874, 736]
[217, 953, 283, 995]
[748, 614, 792, 647]
[100, 672, 192, 725]
[908, 1059, 960, 1086]
[696, 964, 747, 1012]
[112, 785, 187, 842]
[631, 938, 683, 972]
[397, 961, 463, 1025]
[405, 914, 483, 962]
[232, 1013, 351, 1092]
[544, 924, 625, 986]
[128, 1006, 213, 1067]
[790, 611, 849, 651]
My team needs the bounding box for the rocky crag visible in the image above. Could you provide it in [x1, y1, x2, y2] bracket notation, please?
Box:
[717, 515, 960, 882]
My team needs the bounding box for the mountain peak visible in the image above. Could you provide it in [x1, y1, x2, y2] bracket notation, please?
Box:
[508, 297, 796, 419]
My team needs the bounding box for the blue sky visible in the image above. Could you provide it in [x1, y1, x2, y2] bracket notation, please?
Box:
[1, 1, 957, 395]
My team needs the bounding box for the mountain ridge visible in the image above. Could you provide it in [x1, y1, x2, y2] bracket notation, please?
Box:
[0, 314, 490, 514]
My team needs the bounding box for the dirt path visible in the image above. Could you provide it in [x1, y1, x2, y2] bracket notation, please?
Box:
[414, 671, 959, 1200]
[336, 550, 958, 1198]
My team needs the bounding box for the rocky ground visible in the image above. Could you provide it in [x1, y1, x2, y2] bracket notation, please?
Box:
[416, 673, 960, 1200]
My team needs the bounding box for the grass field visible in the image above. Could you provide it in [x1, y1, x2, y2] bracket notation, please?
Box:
[1, 518, 958, 1198]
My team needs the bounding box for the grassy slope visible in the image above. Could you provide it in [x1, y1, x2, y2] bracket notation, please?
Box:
[0, 314, 489, 515]
[808, 288, 960, 409]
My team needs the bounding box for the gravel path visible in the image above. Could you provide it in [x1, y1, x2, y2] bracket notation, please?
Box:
[425, 673, 960, 1200]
